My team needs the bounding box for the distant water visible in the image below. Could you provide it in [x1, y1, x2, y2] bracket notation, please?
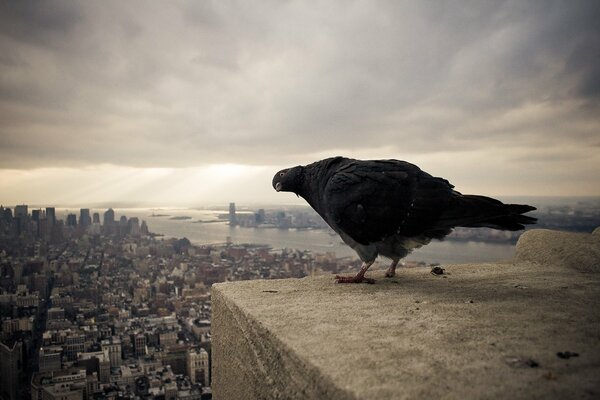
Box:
[57, 208, 516, 265]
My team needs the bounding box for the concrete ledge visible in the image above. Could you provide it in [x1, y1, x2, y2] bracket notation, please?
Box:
[212, 285, 355, 400]
[212, 229, 600, 399]
[516, 229, 600, 272]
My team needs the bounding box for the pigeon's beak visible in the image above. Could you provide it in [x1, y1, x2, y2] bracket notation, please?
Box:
[275, 182, 282, 192]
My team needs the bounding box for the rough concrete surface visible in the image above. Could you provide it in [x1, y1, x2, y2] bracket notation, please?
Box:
[516, 229, 600, 273]
[212, 229, 600, 400]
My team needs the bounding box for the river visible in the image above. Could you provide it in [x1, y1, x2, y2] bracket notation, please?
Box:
[57, 207, 516, 265]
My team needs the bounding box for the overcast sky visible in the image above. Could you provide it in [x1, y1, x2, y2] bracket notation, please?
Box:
[1, 1, 599, 206]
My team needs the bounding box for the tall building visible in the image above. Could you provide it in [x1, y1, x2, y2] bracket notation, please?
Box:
[39, 346, 62, 373]
[186, 348, 209, 386]
[14, 205, 29, 235]
[133, 333, 147, 357]
[1, 206, 12, 224]
[140, 220, 149, 236]
[39, 218, 48, 240]
[118, 215, 128, 236]
[128, 217, 140, 236]
[161, 345, 187, 375]
[103, 208, 115, 226]
[66, 214, 77, 227]
[101, 337, 122, 368]
[229, 202, 237, 225]
[63, 334, 85, 361]
[79, 209, 91, 227]
[31, 209, 41, 222]
[90, 212, 102, 235]
[77, 350, 110, 383]
[32, 209, 42, 237]
[14, 204, 28, 218]
[102, 209, 116, 235]
[46, 207, 56, 226]
[0, 339, 24, 400]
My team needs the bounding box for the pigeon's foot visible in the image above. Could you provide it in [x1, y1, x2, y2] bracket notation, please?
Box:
[385, 259, 400, 278]
[335, 261, 375, 284]
[335, 275, 375, 284]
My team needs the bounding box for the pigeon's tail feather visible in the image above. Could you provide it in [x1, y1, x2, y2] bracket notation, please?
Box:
[462, 210, 537, 231]
[441, 195, 537, 231]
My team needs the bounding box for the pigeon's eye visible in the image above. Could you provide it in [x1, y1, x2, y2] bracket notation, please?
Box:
[280, 172, 285, 177]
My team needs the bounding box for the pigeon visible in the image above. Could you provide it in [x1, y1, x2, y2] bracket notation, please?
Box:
[272, 156, 537, 284]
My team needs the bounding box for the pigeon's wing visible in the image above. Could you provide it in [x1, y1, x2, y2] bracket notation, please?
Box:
[323, 160, 456, 245]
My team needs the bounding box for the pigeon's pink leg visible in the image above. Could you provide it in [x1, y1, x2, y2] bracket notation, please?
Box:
[385, 259, 400, 278]
[335, 261, 375, 284]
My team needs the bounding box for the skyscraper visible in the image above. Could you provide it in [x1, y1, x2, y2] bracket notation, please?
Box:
[128, 217, 140, 236]
[229, 202, 237, 225]
[14, 205, 28, 235]
[31, 210, 41, 238]
[79, 209, 91, 227]
[140, 220, 149, 236]
[92, 212, 100, 224]
[119, 216, 128, 237]
[31, 209, 41, 222]
[45, 207, 56, 240]
[103, 208, 115, 226]
[45, 207, 56, 226]
[66, 214, 77, 227]
[0, 206, 11, 224]
[0, 340, 24, 400]
[14, 205, 27, 218]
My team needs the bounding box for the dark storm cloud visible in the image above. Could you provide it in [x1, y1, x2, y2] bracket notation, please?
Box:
[0, 1, 82, 45]
[0, 0, 599, 169]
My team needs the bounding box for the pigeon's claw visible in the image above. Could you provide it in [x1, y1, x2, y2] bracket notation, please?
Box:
[335, 275, 376, 284]
[385, 259, 400, 278]
[335, 261, 375, 284]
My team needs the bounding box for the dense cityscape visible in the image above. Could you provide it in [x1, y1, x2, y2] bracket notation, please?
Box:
[1, 199, 599, 400]
[0, 204, 372, 400]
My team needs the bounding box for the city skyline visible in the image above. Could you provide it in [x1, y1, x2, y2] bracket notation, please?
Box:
[1, 1, 599, 206]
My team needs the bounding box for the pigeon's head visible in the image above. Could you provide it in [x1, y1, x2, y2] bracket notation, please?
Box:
[273, 166, 304, 194]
